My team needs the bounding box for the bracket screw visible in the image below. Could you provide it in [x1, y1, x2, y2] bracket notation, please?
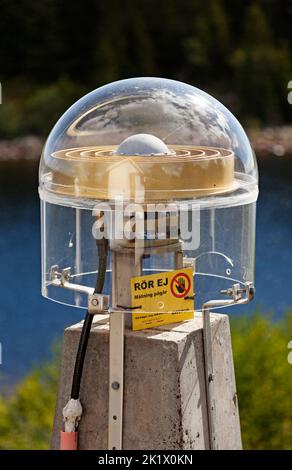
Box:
[111, 381, 120, 390]
[91, 298, 99, 306]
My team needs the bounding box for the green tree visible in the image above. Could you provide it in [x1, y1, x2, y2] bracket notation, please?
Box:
[230, 3, 291, 122]
[183, 0, 230, 88]
[0, 358, 59, 449]
[232, 313, 292, 449]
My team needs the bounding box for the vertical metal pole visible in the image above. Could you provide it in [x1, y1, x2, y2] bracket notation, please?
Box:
[108, 311, 125, 450]
[202, 305, 218, 450]
[202, 286, 254, 450]
[75, 208, 82, 307]
[108, 249, 142, 450]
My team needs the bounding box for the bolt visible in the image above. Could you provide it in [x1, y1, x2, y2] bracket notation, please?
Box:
[111, 381, 120, 390]
[91, 298, 99, 306]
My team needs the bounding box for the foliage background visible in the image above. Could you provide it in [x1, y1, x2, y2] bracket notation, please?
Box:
[0, 0, 292, 137]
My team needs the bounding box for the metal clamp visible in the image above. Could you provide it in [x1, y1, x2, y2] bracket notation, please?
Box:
[50, 265, 71, 286]
[50, 265, 95, 296]
[220, 282, 255, 303]
[88, 293, 110, 314]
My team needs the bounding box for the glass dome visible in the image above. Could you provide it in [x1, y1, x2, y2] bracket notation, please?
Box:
[39, 77, 258, 313]
[40, 77, 257, 207]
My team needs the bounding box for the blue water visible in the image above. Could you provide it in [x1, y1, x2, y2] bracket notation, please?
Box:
[0, 160, 292, 386]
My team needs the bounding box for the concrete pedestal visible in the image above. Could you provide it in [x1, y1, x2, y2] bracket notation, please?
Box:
[51, 313, 242, 450]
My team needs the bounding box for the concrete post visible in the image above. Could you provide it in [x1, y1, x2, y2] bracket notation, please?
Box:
[51, 313, 242, 450]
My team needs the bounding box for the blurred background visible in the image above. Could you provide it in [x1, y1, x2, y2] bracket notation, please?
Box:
[0, 0, 292, 449]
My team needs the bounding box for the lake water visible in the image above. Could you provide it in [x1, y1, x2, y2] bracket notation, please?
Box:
[0, 157, 292, 387]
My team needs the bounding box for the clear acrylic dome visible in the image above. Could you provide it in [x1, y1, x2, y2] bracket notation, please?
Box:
[39, 78, 258, 313]
[39, 77, 258, 207]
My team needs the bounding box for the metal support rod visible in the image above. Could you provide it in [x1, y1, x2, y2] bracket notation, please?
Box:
[202, 282, 254, 450]
[107, 249, 143, 450]
[202, 305, 218, 450]
[51, 278, 94, 295]
[108, 310, 125, 450]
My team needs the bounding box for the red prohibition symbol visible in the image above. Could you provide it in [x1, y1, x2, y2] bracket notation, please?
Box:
[170, 272, 191, 298]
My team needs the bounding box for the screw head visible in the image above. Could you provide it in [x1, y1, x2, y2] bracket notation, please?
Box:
[111, 381, 120, 390]
[91, 298, 99, 306]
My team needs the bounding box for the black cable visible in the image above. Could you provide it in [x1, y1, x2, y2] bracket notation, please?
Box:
[70, 238, 108, 400]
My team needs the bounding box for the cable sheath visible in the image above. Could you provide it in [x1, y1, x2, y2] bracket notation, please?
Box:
[70, 238, 108, 400]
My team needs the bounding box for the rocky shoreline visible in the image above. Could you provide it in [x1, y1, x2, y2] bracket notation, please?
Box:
[248, 126, 292, 158]
[0, 136, 43, 162]
[0, 127, 291, 162]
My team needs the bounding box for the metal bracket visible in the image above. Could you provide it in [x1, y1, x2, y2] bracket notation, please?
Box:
[50, 265, 71, 286]
[220, 282, 255, 302]
[50, 265, 95, 296]
[88, 293, 110, 314]
[50, 266, 111, 316]
[108, 309, 125, 450]
[203, 282, 254, 450]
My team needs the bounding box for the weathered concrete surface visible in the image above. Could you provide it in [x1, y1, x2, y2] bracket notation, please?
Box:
[51, 313, 241, 450]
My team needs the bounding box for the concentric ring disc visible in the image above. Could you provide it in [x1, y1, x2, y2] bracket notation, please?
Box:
[47, 145, 235, 201]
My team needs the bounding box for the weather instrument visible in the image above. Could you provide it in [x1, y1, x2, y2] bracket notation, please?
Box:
[39, 77, 258, 450]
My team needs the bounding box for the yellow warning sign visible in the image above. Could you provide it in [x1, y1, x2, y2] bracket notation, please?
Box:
[131, 267, 194, 331]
